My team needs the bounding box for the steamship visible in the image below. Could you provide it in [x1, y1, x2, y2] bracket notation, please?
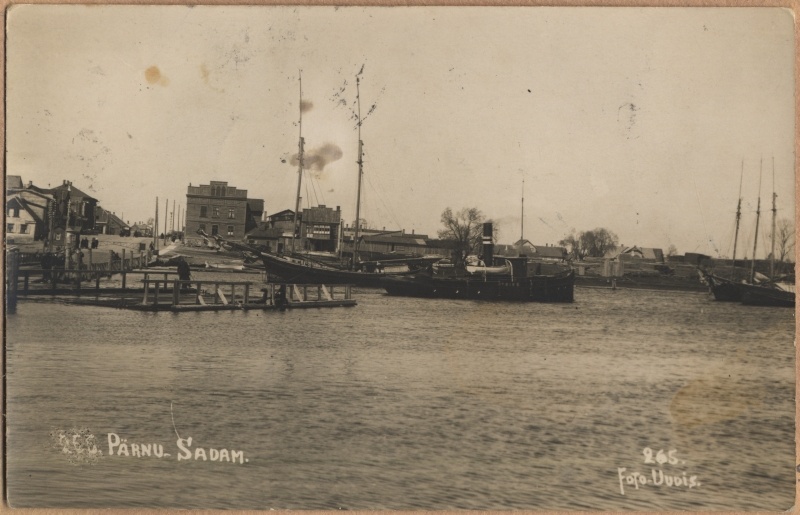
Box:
[380, 223, 575, 302]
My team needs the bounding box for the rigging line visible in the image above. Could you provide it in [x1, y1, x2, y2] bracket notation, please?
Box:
[365, 174, 403, 231]
[303, 170, 312, 210]
[309, 171, 326, 207]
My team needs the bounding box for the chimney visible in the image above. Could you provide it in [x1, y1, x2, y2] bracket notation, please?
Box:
[482, 222, 494, 266]
[412, 229, 415, 235]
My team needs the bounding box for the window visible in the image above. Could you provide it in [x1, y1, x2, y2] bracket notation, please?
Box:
[211, 185, 226, 197]
[19, 224, 28, 234]
[200, 206, 208, 218]
[8, 207, 19, 218]
[6, 224, 14, 233]
[227, 225, 235, 236]
[228, 208, 235, 219]
[211, 225, 219, 236]
[199, 224, 206, 232]
[212, 207, 220, 218]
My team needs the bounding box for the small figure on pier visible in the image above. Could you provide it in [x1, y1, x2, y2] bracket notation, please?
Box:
[276, 284, 288, 311]
[176, 257, 191, 291]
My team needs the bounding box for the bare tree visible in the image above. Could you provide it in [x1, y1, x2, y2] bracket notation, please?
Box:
[667, 244, 678, 257]
[438, 207, 485, 264]
[580, 228, 619, 258]
[773, 218, 795, 263]
[559, 230, 585, 260]
[560, 227, 619, 259]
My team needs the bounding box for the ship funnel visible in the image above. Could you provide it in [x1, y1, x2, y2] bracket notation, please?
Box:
[482, 222, 494, 266]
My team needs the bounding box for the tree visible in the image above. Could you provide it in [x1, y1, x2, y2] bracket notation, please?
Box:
[773, 218, 795, 263]
[559, 228, 619, 260]
[667, 244, 678, 257]
[558, 230, 585, 260]
[438, 207, 485, 264]
[580, 228, 619, 257]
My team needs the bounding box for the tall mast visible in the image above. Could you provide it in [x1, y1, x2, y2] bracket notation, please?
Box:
[291, 71, 304, 254]
[770, 156, 777, 278]
[749, 157, 762, 283]
[730, 159, 743, 279]
[352, 75, 364, 269]
[520, 176, 525, 242]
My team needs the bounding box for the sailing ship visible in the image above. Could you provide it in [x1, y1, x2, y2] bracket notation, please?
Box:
[738, 157, 795, 307]
[701, 158, 795, 307]
[240, 72, 436, 286]
[381, 223, 575, 302]
[701, 160, 747, 301]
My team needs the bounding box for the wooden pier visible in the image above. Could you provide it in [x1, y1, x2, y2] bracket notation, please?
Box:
[9, 266, 356, 312]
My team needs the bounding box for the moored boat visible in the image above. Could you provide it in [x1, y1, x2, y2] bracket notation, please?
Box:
[699, 270, 745, 301]
[381, 223, 575, 302]
[740, 281, 795, 308]
[259, 250, 432, 286]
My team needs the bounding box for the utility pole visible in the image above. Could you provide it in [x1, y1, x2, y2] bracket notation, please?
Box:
[164, 198, 168, 243]
[154, 196, 159, 251]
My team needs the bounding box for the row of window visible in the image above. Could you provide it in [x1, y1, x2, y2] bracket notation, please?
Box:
[198, 224, 236, 237]
[7, 223, 29, 234]
[199, 206, 236, 219]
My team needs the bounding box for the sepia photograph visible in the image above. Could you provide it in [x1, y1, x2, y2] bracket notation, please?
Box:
[4, 5, 796, 511]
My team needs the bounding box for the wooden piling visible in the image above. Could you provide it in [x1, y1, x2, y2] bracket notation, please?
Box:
[6, 248, 19, 314]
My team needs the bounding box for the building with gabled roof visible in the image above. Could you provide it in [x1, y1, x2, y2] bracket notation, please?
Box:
[6, 188, 53, 242]
[95, 206, 130, 235]
[605, 245, 665, 263]
[495, 240, 568, 261]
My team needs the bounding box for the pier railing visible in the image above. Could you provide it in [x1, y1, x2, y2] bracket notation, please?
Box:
[139, 280, 352, 308]
[14, 269, 179, 293]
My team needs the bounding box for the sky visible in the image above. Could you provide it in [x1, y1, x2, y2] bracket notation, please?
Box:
[6, 6, 795, 257]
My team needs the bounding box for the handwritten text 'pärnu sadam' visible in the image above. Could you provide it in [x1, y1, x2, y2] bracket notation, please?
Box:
[107, 433, 249, 464]
[617, 448, 701, 495]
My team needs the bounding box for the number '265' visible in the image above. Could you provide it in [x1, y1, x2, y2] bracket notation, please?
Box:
[643, 448, 679, 465]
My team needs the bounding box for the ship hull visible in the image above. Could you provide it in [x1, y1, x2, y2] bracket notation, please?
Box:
[701, 271, 744, 301]
[381, 270, 575, 302]
[260, 252, 416, 287]
[740, 283, 795, 308]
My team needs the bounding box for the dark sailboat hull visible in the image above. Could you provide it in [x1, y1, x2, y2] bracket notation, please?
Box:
[740, 283, 795, 308]
[260, 252, 417, 287]
[701, 271, 744, 301]
[709, 279, 744, 302]
[381, 270, 575, 302]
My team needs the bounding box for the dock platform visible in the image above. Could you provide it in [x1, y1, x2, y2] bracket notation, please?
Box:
[10, 267, 356, 312]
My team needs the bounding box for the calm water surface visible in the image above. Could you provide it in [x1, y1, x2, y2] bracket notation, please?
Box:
[5, 286, 795, 510]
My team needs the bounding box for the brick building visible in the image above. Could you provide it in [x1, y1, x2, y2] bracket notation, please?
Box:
[247, 205, 342, 253]
[185, 181, 264, 243]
